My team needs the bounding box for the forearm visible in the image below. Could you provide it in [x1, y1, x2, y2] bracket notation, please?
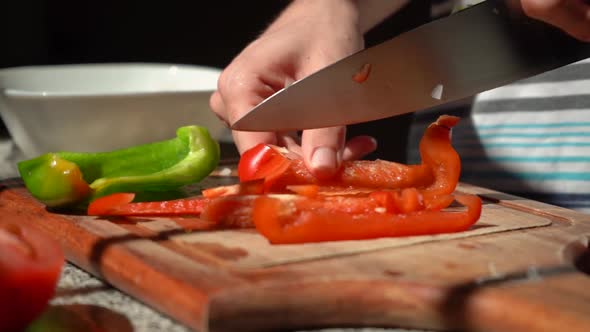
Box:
[265, 0, 360, 35]
[356, 0, 411, 33]
[267, 0, 409, 36]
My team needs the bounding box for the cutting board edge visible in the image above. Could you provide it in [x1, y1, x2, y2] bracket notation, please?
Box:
[5, 180, 590, 332]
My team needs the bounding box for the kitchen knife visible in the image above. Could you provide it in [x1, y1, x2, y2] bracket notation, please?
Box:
[232, 0, 590, 132]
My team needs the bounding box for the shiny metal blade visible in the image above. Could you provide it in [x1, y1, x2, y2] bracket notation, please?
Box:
[232, 0, 590, 132]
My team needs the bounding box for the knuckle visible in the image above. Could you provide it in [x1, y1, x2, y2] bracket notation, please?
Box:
[216, 69, 231, 93]
[573, 29, 590, 42]
[208, 92, 223, 114]
[521, 0, 563, 18]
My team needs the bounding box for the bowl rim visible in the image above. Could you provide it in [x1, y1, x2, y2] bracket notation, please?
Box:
[0, 62, 222, 98]
[2, 88, 217, 99]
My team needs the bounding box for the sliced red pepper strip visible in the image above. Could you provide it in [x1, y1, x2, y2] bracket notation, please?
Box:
[87, 193, 209, 216]
[202, 179, 264, 198]
[425, 194, 456, 211]
[87, 192, 135, 215]
[238, 144, 433, 191]
[239, 115, 460, 194]
[420, 115, 461, 196]
[238, 144, 293, 188]
[368, 191, 399, 213]
[200, 195, 257, 228]
[286, 184, 320, 197]
[273, 159, 434, 191]
[252, 194, 482, 244]
[86, 115, 470, 243]
[199, 192, 430, 227]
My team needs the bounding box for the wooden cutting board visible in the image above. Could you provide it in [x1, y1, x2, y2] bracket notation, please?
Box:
[2, 173, 590, 332]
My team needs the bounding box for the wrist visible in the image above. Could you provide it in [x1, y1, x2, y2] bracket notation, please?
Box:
[357, 0, 410, 33]
[266, 0, 361, 35]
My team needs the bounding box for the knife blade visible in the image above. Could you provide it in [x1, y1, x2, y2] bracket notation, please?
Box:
[232, 0, 590, 132]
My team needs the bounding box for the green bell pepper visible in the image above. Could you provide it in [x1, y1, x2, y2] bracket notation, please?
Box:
[18, 126, 220, 208]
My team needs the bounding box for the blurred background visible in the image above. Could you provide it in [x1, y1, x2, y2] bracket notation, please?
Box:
[0, 0, 437, 161]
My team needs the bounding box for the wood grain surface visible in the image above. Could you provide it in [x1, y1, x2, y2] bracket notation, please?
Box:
[2, 175, 590, 332]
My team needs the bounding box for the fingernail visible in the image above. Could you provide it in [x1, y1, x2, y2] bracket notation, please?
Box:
[310, 147, 339, 174]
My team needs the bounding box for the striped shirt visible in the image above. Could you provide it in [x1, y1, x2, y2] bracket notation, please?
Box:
[408, 3, 590, 213]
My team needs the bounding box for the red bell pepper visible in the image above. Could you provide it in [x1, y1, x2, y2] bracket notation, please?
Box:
[419, 115, 461, 197]
[199, 190, 456, 230]
[237, 115, 460, 194]
[86, 115, 481, 245]
[252, 194, 482, 244]
[238, 144, 293, 188]
[202, 179, 265, 198]
[87, 192, 209, 217]
[286, 184, 320, 197]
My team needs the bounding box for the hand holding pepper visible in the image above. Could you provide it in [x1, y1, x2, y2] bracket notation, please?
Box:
[210, 0, 590, 180]
[210, 0, 411, 179]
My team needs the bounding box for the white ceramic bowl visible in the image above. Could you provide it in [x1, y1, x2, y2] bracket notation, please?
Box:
[0, 63, 231, 158]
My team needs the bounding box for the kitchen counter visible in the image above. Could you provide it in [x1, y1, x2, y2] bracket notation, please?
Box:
[0, 136, 424, 332]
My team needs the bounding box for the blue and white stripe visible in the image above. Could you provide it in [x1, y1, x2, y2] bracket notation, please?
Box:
[408, 58, 590, 213]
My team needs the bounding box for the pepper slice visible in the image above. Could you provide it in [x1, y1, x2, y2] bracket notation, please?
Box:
[18, 126, 220, 207]
[201, 179, 265, 198]
[238, 115, 460, 193]
[88, 115, 463, 216]
[252, 194, 482, 244]
[238, 144, 293, 185]
[419, 115, 461, 197]
[87, 192, 210, 217]
[85, 115, 481, 245]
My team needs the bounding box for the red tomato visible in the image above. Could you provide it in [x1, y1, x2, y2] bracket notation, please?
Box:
[0, 222, 64, 331]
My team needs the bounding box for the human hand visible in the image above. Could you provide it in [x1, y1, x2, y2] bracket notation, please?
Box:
[209, 0, 377, 179]
[520, 0, 590, 41]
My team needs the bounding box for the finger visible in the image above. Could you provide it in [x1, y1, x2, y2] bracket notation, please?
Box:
[277, 132, 303, 157]
[232, 130, 278, 154]
[342, 135, 378, 161]
[221, 79, 276, 154]
[521, 0, 590, 41]
[209, 91, 230, 127]
[217, 52, 290, 125]
[301, 126, 346, 179]
[216, 58, 288, 154]
[221, 74, 277, 125]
